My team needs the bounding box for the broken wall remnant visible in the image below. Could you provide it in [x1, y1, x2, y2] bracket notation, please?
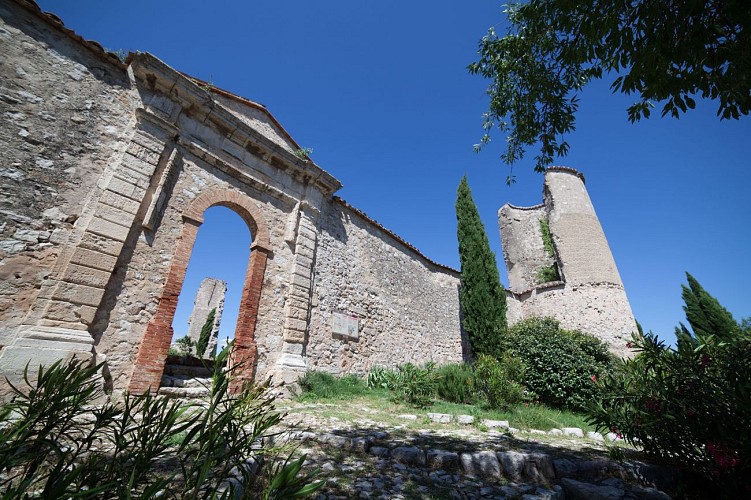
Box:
[498, 167, 637, 358]
[184, 277, 226, 358]
[0, 0, 465, 393]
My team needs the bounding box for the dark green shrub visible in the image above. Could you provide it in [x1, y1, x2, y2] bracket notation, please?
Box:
[434, 363, 476, 404]
[297, 370, 368, 400]
[587, 274, 751, 496]
[506, 317, 613, 411]
[473, 354, 529, 410]
[174, 335, 195, 356]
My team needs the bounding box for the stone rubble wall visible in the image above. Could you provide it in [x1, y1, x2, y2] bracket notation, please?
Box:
[307, 200, 466, 375]
[0, 2, 137, 349]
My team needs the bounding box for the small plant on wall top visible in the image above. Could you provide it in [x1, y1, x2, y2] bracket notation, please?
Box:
[292, 147, 313, 160]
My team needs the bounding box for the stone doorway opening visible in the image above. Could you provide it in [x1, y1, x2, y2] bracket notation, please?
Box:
[160, 206, 251, 398]
[128, 187, 271, 394]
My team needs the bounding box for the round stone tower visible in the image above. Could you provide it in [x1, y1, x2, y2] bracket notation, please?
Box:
[499, 167, 637, 358]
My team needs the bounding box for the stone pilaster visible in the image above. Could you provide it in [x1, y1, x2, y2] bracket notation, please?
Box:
[275, 202, 320, 384]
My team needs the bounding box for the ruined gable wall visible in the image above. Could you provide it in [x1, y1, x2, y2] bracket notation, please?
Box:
[0, 1, 137, 347]
[498, 204, 551, 293]
[308, 200, 466, 375]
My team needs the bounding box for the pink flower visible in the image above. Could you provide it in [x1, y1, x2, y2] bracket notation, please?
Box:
[626, 342, 634, 349]
[644, 398, 661, 413]
[707, 442, 740, 469]
[590, 375, 597, 382]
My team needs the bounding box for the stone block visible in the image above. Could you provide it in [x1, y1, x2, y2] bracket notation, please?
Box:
[587, 431, 604, 441]
[284, 317, 307, 334]
[483, 419, 510, 429]
[427, 449, 459, 471]
[63, 264, 111, 289]
[93, 203, 136, 229]
[71, 247, 118, 272]
[497, 450, 526, 481]
[78, 233, 124, 257]
[562, 427, 584, 438]
[114, 163, 151, 189]
[87, 217, 129, 242]
[106, 176, 145, 202]
[53, 282, 104, 307]
[427, 412, 452, 424]
[460, 451, 501, 479]
[456, 415, 474, 425]
[99, 189, 141, 215]
[391, 446, 426, 466]
[560, 478, 625, 500]
[525, 453, 555, 483]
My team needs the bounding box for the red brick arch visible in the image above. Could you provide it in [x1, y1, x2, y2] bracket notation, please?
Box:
[128, 187, 271, 393]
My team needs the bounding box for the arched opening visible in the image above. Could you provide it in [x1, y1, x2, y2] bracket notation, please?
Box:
[128, 187, 271, 394]
[160, 206, 251, 395]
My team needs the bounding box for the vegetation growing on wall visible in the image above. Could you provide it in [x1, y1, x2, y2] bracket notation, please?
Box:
[588, 273, 750, 496]
[455, 176, 508, 358]
[196, 307, 217, 358]
[536, 218, 560, 284]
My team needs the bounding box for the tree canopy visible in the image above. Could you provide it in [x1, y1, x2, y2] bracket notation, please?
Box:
[468, 0, 751, 182]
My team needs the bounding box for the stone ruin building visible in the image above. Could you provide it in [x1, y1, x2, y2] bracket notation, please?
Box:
[183, 277, 226, 358]
[499, 167, 637, 358]
[0, 0, 636, 394]
[0, 0, 464, 393]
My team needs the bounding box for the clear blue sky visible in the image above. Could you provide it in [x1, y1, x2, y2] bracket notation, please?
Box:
[37, 0, 750, 347]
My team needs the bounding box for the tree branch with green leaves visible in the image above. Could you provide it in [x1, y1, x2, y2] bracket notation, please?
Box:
[469, 0, 751, 183]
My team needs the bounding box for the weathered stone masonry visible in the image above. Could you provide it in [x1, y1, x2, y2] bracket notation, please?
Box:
[0, 0, 464, 393]
[499, 168, 638, 358]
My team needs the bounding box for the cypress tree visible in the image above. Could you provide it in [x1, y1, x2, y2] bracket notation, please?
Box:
[196, 308, 216, 358]
[679, 273, 738, 340]
[455, 176, 507, 358]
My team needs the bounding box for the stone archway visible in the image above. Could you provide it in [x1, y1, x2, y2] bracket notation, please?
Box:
[127, 187, 271, 393]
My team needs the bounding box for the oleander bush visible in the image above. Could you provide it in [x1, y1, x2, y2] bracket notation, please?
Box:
[0, 344, 323, 499]
[505, 317, 614, 411]
[587, 274, 751, 497]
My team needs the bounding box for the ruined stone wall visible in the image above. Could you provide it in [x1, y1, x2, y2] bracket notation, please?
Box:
[499, 168, 636, 358]
[0, 1, 136, 349]
[307, 200, 466, 375]
[0, 1, 466, 392]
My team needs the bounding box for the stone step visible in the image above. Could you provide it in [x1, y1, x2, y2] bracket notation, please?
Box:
[162, 363, 213, 378]
[160, 374, 212, 389]
[157, 386, 210, 399]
